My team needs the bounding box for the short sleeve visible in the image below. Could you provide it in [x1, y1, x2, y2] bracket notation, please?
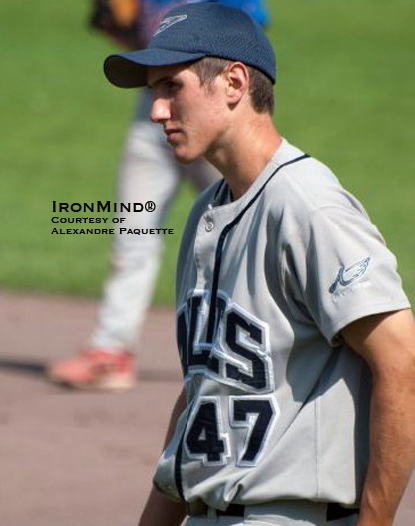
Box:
[282, 205, 410, 344]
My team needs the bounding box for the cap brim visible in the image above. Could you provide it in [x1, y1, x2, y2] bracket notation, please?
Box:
[104, 48, 206, 88]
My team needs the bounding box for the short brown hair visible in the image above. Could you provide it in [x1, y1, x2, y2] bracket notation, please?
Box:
[190, 57, 274, 115]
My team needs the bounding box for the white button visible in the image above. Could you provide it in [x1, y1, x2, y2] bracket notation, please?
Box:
[205, 221, 214, 232]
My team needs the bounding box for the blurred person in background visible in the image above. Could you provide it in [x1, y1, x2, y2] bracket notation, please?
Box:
[47, 0, 270, 391]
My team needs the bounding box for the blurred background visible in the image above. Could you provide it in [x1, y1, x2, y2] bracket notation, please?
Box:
[0, 0, 414, 304]
[0, 1, 414, 525]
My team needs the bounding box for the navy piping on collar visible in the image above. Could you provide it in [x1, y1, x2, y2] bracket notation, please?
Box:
[174, 153, 309, 501]
[206, 153, 310, 342]
[214, 178, 225, 201]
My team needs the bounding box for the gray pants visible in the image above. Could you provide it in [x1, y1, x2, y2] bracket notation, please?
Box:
[186, 500, 358, 526]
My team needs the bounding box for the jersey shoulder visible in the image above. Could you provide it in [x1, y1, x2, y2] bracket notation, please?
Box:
[266, 141, 368, 223]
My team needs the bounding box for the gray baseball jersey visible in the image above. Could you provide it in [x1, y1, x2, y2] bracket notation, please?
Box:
[153, 138, 410, 511]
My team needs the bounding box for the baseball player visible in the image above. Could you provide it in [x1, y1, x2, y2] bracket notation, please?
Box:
[48, 0, 270, 391]
[104, 3, 415, 526]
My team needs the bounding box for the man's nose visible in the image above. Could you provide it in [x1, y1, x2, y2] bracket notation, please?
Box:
[150, 97, 170, 124]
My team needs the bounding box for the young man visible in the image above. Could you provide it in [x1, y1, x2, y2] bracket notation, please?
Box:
[104, 3, 415, 525]
[48, 0, 270, 391]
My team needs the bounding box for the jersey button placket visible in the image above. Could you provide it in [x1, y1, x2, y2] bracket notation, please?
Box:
[194, 212, 216, 290]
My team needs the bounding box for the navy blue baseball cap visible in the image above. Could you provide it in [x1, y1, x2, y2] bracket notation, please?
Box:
[104, 2, 276, 88]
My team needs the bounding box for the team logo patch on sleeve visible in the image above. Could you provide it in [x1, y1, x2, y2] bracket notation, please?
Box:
[329, 257, 371, 294]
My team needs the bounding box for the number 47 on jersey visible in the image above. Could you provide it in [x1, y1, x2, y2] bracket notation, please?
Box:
[185, 395, 279, 467]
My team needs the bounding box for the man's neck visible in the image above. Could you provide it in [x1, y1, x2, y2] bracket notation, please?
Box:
[206, 115, 282, 201]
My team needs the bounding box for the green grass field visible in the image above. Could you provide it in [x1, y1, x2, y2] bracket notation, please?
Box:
[0, 0, 414, 305]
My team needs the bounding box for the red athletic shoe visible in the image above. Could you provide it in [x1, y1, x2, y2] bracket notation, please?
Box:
[47, 348, 136, 391]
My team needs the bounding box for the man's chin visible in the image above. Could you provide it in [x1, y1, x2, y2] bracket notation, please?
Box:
[172, 148, 202, 165]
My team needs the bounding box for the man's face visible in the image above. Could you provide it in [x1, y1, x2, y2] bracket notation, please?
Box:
[148, 63, 228, 163]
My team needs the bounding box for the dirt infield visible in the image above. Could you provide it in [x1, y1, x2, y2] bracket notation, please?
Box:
[0, 290, 413, 526]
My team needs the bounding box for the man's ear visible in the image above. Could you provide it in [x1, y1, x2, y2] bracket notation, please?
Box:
[224, 62, 250, 106]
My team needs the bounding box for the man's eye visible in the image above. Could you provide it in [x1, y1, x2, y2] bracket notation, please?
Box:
[165, 81, 179, 92]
